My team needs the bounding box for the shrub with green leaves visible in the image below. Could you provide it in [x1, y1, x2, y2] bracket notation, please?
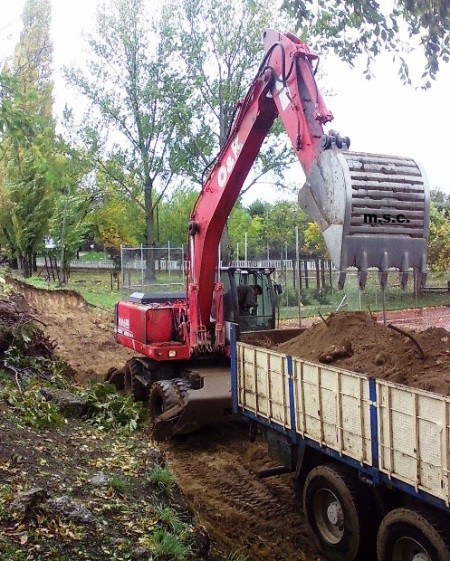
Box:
[154, 504, 186, 533]
[82, 382, 148, 433]
[8, 387, 64, 428]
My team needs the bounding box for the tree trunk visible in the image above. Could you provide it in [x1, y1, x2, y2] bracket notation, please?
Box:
[21, 252, 32, 278]
[144, 177, 156, 282]
[220, 224, 232, 265]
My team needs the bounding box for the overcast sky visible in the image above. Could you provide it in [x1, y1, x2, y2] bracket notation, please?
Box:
[1, 0, 449, 201]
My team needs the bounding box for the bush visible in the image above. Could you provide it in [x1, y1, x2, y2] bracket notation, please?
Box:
[82, 382, 148, 433]
[313, 287, 331, 305]
[8, 387, 64, 429]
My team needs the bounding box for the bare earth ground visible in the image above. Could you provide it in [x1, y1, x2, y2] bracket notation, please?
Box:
[9, 279, 136, 383]
[7, 280, 450, 560]
[9, 280, 323, 561]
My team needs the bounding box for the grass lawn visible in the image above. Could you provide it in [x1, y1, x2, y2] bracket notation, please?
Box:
[19, 267, 450, 316]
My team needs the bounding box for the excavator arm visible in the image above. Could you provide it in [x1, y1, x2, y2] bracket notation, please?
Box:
[187, 28, 429, 346]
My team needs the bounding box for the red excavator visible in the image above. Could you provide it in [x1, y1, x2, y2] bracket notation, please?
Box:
[112, 29, 429, 438]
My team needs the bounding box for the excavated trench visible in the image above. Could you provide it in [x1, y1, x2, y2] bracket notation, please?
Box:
[8, 280, 450, 560]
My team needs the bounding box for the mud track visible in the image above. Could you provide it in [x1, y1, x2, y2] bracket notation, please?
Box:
[164, 423, 323, 561]
[7, 280, 322, 559]
[12, 279, 449, 560]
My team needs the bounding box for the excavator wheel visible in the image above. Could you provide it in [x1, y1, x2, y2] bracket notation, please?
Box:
[104, 367, 125, 391]
[149, 378, 191, 419]
[149, 378, 191, 440]
[124, 358, 149, 402]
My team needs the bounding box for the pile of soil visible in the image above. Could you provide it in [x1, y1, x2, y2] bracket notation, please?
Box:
[275, 311, 450, 396]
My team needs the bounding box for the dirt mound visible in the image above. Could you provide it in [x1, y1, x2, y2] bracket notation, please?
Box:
[276, 311, 450, 396]
[8, 278, 136, 382]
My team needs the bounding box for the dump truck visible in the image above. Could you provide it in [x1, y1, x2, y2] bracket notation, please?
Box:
[112, 28, 429, 438]
[232, 324, 450, 561]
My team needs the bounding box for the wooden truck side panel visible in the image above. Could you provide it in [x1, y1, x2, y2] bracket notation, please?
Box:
[234, 339, 450, 509]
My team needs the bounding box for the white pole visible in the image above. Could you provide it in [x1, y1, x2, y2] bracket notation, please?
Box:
[285, 240, 289, 307]
[295, 227, 302, 327]
[168, 240, 171, 286]
[244, 232, 248, 264]
[236, 242, 239, 263]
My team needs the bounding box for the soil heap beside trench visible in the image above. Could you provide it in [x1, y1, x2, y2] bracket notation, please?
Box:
[269, 311, 450, 396]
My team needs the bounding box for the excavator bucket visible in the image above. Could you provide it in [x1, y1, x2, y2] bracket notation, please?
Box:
[299, 151, 430, 288]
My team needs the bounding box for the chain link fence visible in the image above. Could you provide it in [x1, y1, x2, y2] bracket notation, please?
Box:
[120, 244, 186, 292]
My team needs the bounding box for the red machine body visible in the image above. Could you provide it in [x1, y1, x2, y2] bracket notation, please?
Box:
[115, 29, 335, 360]
[115, 28, 429, 362]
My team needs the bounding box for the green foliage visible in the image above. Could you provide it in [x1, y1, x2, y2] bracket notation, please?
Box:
[145, 465, 177, 496]
[149, 527, 191, 560]
[8, 387, 64, 428]
[154, 504, 186, 533]
[313, 286, 331, 305]
[46, 138, 96, 274]
[0, 1, 58, 277]
[428, 202, 450, 271]
[283, 0, 449, 86]
[157, 185, 198, 245]
[303, 222, 329, 258]
[108, 475, 132, 496]
[160, 0, 297, 194]
[82, 382, 148, 434]
[65, 0, 189, 263]
[279, 285, 298, 307]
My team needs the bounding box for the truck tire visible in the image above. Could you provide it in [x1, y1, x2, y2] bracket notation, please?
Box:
[303, 463, 374, 561]
[377, 507, 450, 561]
[149, 379, 191, 420]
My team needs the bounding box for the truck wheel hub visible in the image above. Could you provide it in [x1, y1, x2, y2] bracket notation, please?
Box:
[326, 501, 343, 526]
[412, 553, 429, 561]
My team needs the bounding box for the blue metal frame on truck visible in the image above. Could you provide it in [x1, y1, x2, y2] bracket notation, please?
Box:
[230, 323, 450, 515]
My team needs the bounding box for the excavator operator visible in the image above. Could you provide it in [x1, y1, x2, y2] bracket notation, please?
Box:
[237, 284, 262, 316]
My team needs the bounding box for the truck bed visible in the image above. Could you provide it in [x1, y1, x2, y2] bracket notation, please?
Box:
[232, 336, 450, 510]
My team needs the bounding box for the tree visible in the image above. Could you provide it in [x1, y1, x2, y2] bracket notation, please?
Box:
[160, 0, 298, 194]
[90, 180, 145, 250]
[44, 137, 98, 282]
[430, 188, 450, 213]
[303, 222, 329, 258]
[427, 202, 450, 271]
[157, 185, 198, 246]
[65, 0, 189, 280]
[0, 0, 56, 277]
[283, 0, 449, 87]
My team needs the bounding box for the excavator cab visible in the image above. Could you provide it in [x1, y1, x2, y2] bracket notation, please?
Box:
[221, 267, 280, 333]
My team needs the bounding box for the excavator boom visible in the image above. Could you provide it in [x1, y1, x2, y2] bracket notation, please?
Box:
[188, 28, 429, 332]
[114, 28, 430, 438]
